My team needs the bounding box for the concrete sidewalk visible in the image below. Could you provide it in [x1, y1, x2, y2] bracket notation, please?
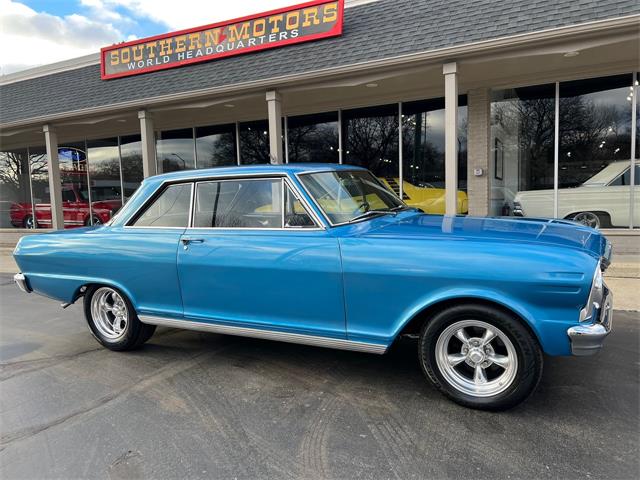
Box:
[2, 243, 638, 311]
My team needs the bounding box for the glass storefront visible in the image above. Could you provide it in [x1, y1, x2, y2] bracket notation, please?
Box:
[58, 142, 90, 228]
[0, 135, 142, 229]
[287, 111, 339, 163]
[195, 124, 237, 168]
[0, 148, 31, 228]
[29, 147, 50, 229]
[156, 128, 195, 173]
[239, 120, 270, 164]
[402, 97, 468, 214]
[342, 104, 399, 178]
[558, 75, 633, 228]
[491, 73, 639, 228]
[120, 135, 144, 202]
[4, 72, 636, 230]
[87, 138, 123, 226]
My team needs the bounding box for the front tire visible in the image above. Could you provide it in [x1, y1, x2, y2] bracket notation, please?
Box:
[84, 285, 155, 351]
[418, 304, 543, 411]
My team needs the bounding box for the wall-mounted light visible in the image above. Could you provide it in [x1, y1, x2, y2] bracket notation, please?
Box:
[224, 104, 235, 108]
[563, 51, 580, 57]
[365, 83, 378, 88]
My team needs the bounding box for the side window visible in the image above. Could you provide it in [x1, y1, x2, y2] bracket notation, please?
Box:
[62, 189, 76, 202]
[285, 184, 316, 228]
[132, 183, 192, 227]
[609, 167, 630, 186]
[194, 178, 283, 228]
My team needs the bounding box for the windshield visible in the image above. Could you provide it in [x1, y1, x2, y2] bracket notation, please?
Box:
[299, 170, 405, 224]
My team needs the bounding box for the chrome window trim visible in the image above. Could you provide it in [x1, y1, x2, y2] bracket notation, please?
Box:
[139, 315, 387, 354]
[187, 175, 325, 231]
[294, 169, 407, 227]
[121, 172, 287, 228]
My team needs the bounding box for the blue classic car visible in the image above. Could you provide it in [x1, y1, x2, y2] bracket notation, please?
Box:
[13, 164, 613, 410]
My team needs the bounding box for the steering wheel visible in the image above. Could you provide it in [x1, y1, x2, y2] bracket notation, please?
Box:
[352, 201, 370, 215]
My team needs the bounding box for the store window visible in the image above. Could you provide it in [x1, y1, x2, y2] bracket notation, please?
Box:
[29, 147, 49, 229]
[490, 84, 556, 217]
[402, 97, 468, 214]
[156, 128, 195, 173]
[287, 111, 339, 163]
[120, 134, 143, 202]
[87, 138, 122, 223]
[0, 148, 32, 228]
[558, 74, 633, 228]
[342, 104, 399, 179]
[195, 124, 237, 168]
[239, 120, 270, 164]
[58, 142, 90, 228]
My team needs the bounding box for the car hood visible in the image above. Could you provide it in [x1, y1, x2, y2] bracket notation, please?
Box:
[358, 213, 610, 264]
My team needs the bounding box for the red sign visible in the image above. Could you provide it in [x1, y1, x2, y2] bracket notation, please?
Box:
[101, 0, 344, 80]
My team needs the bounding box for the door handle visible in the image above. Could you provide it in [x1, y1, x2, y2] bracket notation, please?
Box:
[181, 238, 204, 245]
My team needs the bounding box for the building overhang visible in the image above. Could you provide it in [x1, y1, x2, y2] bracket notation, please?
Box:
[0, 13, 638, 143]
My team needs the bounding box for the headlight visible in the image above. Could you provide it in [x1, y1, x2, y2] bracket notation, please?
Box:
[579, 261, 604, 322]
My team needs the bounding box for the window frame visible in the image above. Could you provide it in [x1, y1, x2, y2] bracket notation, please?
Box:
[294, 168, 405, 227]
[125, 181, 194, 229]
[124, 173, 325, 231]
[188, 176, 323, 231]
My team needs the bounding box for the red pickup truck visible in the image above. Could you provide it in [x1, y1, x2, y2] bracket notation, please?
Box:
[10, 184, 121, 229]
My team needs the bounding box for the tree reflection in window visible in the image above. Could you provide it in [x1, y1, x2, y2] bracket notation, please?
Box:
[239, 120, 270, 164]
[342, 104, 399, 178]
[196, 124, 237, 168]
[287, 112, 338, 163]
[559, 74, 633, 187]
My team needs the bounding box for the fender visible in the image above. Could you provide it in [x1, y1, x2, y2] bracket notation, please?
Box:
[390, 286, 572, 356]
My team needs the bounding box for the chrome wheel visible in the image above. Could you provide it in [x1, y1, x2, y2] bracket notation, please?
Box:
[435, 320, 518, 397]
[90, 287, 128, 340]
[23, 215, 36, 229]
[573, 211, 600, 229]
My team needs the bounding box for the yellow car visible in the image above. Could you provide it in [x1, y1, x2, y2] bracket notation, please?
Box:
[378, 178, 468, 214]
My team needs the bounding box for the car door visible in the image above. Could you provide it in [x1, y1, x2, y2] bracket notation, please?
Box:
[61, 187, 77, 228]
[177, 175, 346, 339]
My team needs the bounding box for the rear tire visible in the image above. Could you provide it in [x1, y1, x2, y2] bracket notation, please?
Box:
[83, 285, 155, 351]
[418, 303, 543, 411]
[569, 211, 611, 229]
[22, 215, 36, 229]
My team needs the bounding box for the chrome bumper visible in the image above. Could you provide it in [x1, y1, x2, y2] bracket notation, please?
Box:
[567, 285, 612, 356]
[14, 273, 32, 293]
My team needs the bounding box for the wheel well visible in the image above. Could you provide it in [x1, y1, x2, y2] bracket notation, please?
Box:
[72, 283, 97, 303]
[396, 297, 540, 345]
[563, 210, 611, 220]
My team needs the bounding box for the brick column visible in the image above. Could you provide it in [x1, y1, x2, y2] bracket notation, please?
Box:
[466, 88, 491, 216]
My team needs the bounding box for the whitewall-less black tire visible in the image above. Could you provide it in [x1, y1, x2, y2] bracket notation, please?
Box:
[83, 285, 155, 351]
[418, 303, 543, 411]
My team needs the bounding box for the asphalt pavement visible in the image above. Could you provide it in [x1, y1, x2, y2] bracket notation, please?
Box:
[0, 273, 638, 479]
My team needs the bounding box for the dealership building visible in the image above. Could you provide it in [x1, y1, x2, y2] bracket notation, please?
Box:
[0, 0, 638, 249]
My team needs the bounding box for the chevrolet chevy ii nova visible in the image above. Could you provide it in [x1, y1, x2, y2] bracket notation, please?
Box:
[13, 164, 613, 410]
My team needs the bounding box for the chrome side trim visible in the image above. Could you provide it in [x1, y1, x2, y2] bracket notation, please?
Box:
[14, 273, 31, 293]
[139, 315, 387, 354]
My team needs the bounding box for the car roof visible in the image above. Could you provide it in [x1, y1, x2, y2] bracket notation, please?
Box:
[149, 163, 367, 183]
